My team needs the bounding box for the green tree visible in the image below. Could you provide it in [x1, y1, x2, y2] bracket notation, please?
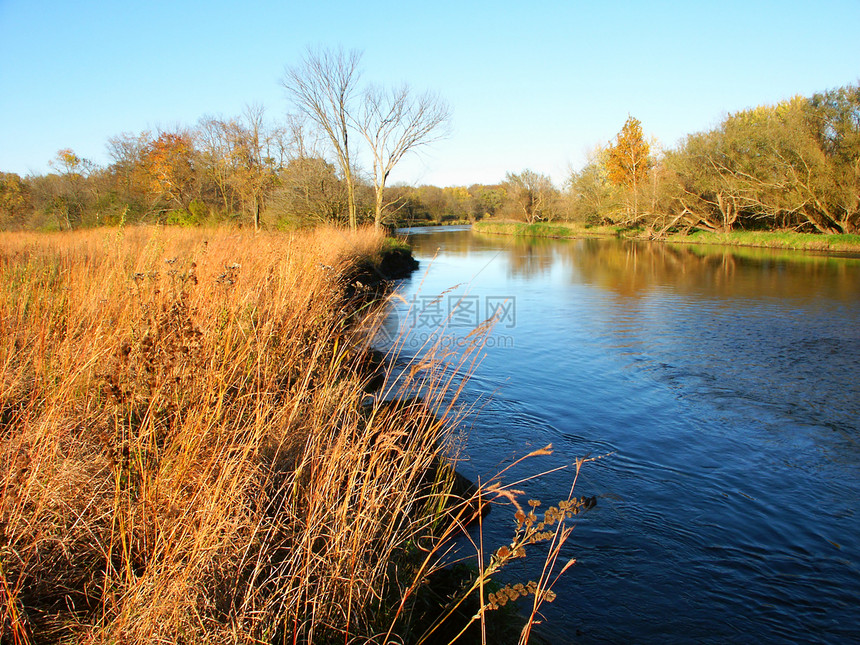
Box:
[414, 185, 446, 222]
[656, 83, 860, 235]
[470, 184, 505, 220]
[799, 84, 860, 233]
[661, 130, 747, 233]
[667, 92, 859, 235]
[565, 146, 621, 225]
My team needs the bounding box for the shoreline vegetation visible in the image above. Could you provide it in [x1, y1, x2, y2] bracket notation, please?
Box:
[0, 225, 593, 644]
[2, 81, 856, 246]
[472, 220, 860, 255]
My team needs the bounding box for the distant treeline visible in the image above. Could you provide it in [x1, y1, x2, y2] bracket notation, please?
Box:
[0, 102, 487, 231]
[1, 83, 857, 234]
[568, 82, 860, 236]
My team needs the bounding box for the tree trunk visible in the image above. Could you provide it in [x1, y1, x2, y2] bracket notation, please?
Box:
[716, 193, 736, 232]
[802, 206, 841, 234]
[374, 181, 385, 229]
[344, 166, 357, 230]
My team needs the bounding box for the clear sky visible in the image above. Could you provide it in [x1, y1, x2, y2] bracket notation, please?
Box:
[1, 0, 858, 187]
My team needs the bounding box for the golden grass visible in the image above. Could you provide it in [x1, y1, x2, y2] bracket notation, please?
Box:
[0, 225, 591, 644]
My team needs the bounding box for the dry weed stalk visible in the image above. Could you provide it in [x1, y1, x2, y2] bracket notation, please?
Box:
[405, 447, 600, 645]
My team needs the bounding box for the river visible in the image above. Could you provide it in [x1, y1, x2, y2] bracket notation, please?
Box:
[384, 226, 860, 643]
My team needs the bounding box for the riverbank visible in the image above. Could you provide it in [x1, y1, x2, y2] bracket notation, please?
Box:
[0, 225, 528, 643]
[474, 220, 860, 254]
[473, 220, 621, 239]
[664, 229, 860, 254]
[397, 218, 473, 227]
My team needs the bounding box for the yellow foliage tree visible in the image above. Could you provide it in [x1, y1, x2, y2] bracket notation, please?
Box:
[143, 132, 196, 213]
[606, 116, 651, 222]
[54, 148, 82, 175]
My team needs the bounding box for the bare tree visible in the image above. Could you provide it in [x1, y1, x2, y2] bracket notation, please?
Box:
[357, 84, 450, 228]
[269, 156, 347, 226]
[195, 105, 286, 229]
[504, 169, 557, 223]
[228, 104, 279, 231]
[285, 112, 326, 161]
[195, 116, 236, 214]
[282, 47, 362, 229]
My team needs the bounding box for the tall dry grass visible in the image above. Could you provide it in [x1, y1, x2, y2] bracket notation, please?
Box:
[0, 225, 592, 644]
[0, 225, 459, 642]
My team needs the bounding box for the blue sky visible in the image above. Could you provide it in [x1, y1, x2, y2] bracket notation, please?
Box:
[1, 0, 858, 187]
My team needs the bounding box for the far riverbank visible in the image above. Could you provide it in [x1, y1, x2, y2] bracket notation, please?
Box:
[473, 220, 860, 255]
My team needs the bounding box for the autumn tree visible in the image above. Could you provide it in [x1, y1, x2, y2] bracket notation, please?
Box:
[384, 184, 422, 223]
[0, 172, 31, 228]
[606, 116, 652, 223]
[282, 47, 362, 229]
[357, 84, 450, 228]
[223, 105, 283, 229]
[142, 131, 197, 216]
[195, 117, 238, 214]
[106, 130, 154, 219]
[441, 186, 472, 220]
[46, 148, 97, 229]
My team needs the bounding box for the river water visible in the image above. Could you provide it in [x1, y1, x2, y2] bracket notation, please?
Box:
[386, 226, 860, 643]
